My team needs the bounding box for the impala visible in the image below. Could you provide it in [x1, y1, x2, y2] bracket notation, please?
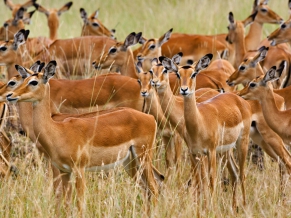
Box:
[92, 32, 142, 79]
[226, 11, 257, 68]
[33, 2, 73, 41]
[238, 63, 291, 144]
[4, 0, 36, 24]
[135, 28, 173, 71]
[6, 61, 164, 216]
[80, 8, 116, 39]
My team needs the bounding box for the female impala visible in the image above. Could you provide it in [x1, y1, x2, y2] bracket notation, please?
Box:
[6, 61, 163, 215]
[80, 8, 116, 39]
[238, 64, 291, 144]
[160, 53, 252, 207]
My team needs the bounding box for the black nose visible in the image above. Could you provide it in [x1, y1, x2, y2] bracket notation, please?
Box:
[3, 23, 8, 28]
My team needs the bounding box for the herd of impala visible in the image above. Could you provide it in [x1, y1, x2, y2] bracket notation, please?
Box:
[1, 0, 291, 216]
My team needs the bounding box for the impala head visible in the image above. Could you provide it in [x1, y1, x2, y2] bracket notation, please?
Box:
[136, 61, 154, 97]
[6, 60, 57, 103]
[4, 0, 36, 24]
[226, 11, 257, 44]
[160, 53, 213, 96]
[0, 7, 30, 41]
[251, 0, 283, 24]
[92, 32, 142, 70]
[0, 60, 44, 101]
[238, 61, 286, 100]
[268, 19, 291, 46]
[80, 8, 116, 39]
[227, 46, 268, 86]
[34, 2, 73, 40]
[0, 29, 29, 66]
[136, 28, 173, 71]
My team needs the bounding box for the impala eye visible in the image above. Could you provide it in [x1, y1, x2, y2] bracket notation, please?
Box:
[92, 22, 99, 27]
[162, 69, 167, 74]
[149, 44, 156, 50]
[109, 47, 117, 54]
[176, 73, 181, 79]
[7, 81, 16, 86]
[149, 70, 153, 74]
[29, 81, 38, 86]
[249, 83, 256, 88]
[137, 79, 141, 84]
[0, 47, 7, 51]
[260, 8, 268, 13]
[281, 23, 287, 29]
[239, 65, 246, 71]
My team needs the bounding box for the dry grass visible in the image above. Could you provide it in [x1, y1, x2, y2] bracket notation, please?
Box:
[1, 0, 291, 217]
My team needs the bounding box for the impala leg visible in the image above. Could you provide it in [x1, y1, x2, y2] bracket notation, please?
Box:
[255, 121, 291, 174]
[52, 164, 62, 199]
[75, 168, 86, 217]
[226, 150, 239, 210]
[208, 149, 217, 197]
[236, 134, 249, 206]
[162, 134, 175, 169]
[189, 154, 203, 201]
[60, 171, 72, 213]
[174, 132, 183, 166]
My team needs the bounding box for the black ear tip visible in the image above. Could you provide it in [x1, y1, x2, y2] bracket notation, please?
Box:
[80, 8, 84, 12]
[178, 52, 183, 57]
[33, 3, 39, 9]
[111, 29, 116, 33]
[169, 28, 173, 32]
[50, 60, 57, 66]
[271, 66, 277, 70]
[36, 60, 41, 64]
[66, 2, 73, 8]
[159, 56, 166, 63]
[206, 53, 213, 60]
[229, 11, 233, 16]
[136, 32, 142, 38]
[15, 65, 19, 70]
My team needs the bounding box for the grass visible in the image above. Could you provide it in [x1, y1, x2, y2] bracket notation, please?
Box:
[1, 0, 291, 217]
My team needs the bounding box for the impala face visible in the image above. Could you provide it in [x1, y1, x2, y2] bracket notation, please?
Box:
[268, 20, 291, 46]
[227, 46, 268, 86]
[137, 68, 153, 98]
[253, 1, 283, 25]
[226, 11, 257, 44]
[80, 8, 116, 39]
[136, 28, 172, 70]
[238, 63, 285, 100]
[92, 32, 142, 70]
[7, 61, 56, 103]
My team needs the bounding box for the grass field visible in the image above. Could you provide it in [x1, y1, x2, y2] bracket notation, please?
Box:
[1, 0, 291, 217]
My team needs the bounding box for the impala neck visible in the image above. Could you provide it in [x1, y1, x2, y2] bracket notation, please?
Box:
[144, 90, 169, 131]
[119, 49, 138, 79]
[234, 27, 246, 69]
[32, 84, 57, 155]
[156, 83, 184, 136]
[182, 87, 202, 136]
[48, 14, 59, 41]
[245, 21, 263, 51]
[257, 87, 285, 137]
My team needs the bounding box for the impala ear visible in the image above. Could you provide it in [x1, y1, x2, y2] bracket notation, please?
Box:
[151, 58, 158, 67]
[15, 65, 31, 79]
[80, 8, 88, 24]
[136, 61, 143, 74]
[277, 60, 287, 78]
[242, 10, 258, 27]
[135, 32, 143, 45]
[29, 60, 41, 73]
[12, 29, 29, 50]
[43, 61, 57, 83]
[262, 66, 279, 84]
[138, 36, 147, 45]
[195, 54, 213, 72]
[228, 12, 235, 24]
[34, 3, 49, 16]
[250, 46, 269, 67]
[158, 28, 173, 47]
[123, 32, 137, 50]
[172, 52, 183, 65]
[23, 10, 36, 24]
[58, 1, 73, 16]
[160, 56, 178, 72]
[93, 9, 99, 19]
[13, 7, 25, 25]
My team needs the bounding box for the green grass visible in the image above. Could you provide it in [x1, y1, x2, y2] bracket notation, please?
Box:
[1, 0, 291, 217]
